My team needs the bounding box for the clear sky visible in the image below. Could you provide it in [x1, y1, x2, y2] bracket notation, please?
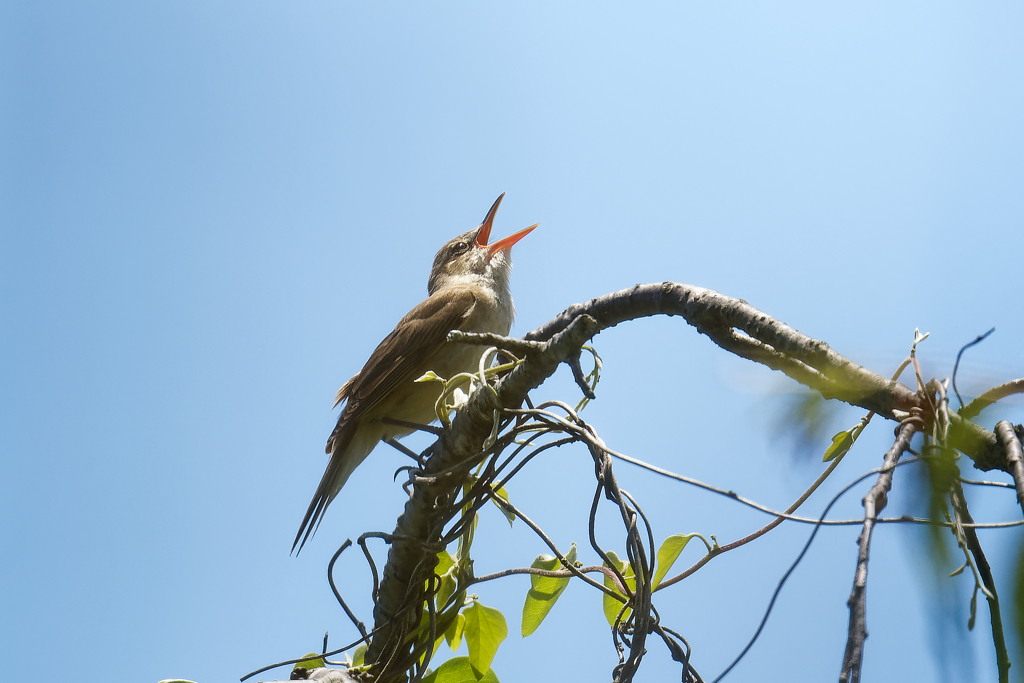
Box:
[2, 2, 1023, 682]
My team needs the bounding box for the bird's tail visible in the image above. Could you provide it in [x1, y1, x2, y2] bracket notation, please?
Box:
[292, 424, 372, 554]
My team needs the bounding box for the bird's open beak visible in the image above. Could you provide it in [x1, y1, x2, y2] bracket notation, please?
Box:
[473, 193, 538, 259]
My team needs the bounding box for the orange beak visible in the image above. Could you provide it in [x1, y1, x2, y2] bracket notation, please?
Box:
[486, 223, 539, 259]
[473, 193, 538, 259]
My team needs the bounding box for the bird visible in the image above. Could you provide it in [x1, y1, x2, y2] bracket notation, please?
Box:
[293, 194, 537, 553]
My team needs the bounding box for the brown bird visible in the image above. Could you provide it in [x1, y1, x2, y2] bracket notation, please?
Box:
[293, 194, 537, 552]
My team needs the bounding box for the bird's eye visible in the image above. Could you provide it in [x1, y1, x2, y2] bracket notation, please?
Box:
[453, 241, 469, 253]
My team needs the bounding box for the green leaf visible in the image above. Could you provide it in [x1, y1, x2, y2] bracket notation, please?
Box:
[421, 656, 501, 683]
[406, 603, 462, 666]
[445, 611, 467, 651]
[652, 534, 695, 589]
[601, 550, 635, 627]
[462, 600, 508, 678]
[436, 549, 455, 575]
[415, 371, 446, 383]
[490, 485, 516, 528]
[352, 642, 366, 667]
[521, 544, 577, 636]
[823, 429, 855, 462]
[293, 653, 325, 671]
[435, 550, 458, 609]
[406, 600, 462, 652]
[437, 570, 458, 610]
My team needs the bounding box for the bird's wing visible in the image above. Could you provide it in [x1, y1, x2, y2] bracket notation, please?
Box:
[293, 289, 479, 554]
[326, 287, 478, 452]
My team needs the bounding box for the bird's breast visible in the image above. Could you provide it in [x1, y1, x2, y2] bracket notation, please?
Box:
[428, 292, 512, 379]
[364, 287, 514, 438]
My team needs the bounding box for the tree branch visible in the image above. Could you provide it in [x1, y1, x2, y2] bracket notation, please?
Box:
[526, 283, 1015, 473]
[994, 420, 1024, 517]
[526, 283, 918, 418]
[839, 422, 917, 683]
[362, 283, 1020, 681]
[960, 379, 1024, 421]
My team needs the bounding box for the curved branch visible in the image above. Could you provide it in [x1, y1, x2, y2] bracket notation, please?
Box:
[363, 283, 1020, 681]
[525, 283, 919, 419]
[526, 283, 1015, 473]
[960, 379, 1024, 420]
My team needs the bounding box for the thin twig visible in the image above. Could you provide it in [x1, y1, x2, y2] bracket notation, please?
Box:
[239, 624, 392, 681]
[447, 329, 547, 354]
[950, 481, 1011, 683]
[657, 442, 849, 591]
[469, 564, 616, 585]
[839, 422, 917, 683]
[611, 448, 848, 528]
[327, 540, 370, 646]
[498, 493, 626, 601]
[961, 478, 1015, 489]
[713, 449, 920, 683]
[569, 349, 598, 400]
[952, 328, 996, 409]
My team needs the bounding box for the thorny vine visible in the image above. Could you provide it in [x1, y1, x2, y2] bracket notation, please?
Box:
[244, 282, 1024, 683]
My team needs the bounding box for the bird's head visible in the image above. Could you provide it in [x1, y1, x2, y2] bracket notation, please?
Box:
[427, 193, 538, 296]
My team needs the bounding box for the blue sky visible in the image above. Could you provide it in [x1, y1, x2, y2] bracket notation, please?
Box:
[2, 2, 1023, 682]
